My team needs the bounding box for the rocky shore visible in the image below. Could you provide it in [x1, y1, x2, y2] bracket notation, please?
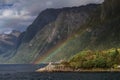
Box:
[36, 63, 120, 72]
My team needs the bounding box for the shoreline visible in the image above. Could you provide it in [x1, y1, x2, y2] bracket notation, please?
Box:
[36, 68, 120, 73]
[36, 62, 120, 73]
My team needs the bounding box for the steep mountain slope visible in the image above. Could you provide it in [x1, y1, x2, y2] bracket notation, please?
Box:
[8, 4, 100, 63]
[101, 0, 120, 20]
[43, 0, 120, 62]
[7, 0, 120, 64]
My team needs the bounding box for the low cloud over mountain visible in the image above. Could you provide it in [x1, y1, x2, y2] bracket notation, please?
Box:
[0, 0, 104, 33]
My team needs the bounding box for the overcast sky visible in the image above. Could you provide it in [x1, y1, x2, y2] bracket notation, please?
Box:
[0, 0, 104, 34]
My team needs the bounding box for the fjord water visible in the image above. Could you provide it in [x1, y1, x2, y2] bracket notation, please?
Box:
[0, 64, 46, 73]
[0, 64, 119, 80]
[0, 72, 120, 80]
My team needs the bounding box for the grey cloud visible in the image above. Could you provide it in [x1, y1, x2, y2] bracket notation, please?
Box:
[0, 0, 104, 33]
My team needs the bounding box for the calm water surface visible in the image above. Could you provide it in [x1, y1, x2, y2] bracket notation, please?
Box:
[0, 64, 119, 80]
[0, 72, 119, 80]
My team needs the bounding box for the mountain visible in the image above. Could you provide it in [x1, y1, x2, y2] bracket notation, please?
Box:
[6, 0, 120, 64]
[0, 30, 21, 54]
[101, 0, 120, 20]
[7, 4, 100, 63]
[0, 30, 21, 63]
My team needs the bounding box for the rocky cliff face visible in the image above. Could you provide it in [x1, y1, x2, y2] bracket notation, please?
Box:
[6, 0, 120, 63]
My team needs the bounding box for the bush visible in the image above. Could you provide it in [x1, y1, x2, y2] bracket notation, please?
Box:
[82, 60, 94, 69]
[68, 49, 120, 69]
[94, 56, 107, 68]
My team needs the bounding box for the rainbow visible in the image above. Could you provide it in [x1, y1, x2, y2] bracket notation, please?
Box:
[33, 40, 67, 64]
[33, 32, 78, 64]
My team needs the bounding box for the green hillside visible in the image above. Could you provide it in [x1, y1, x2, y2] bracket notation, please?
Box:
[67, 48, 120, 69]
